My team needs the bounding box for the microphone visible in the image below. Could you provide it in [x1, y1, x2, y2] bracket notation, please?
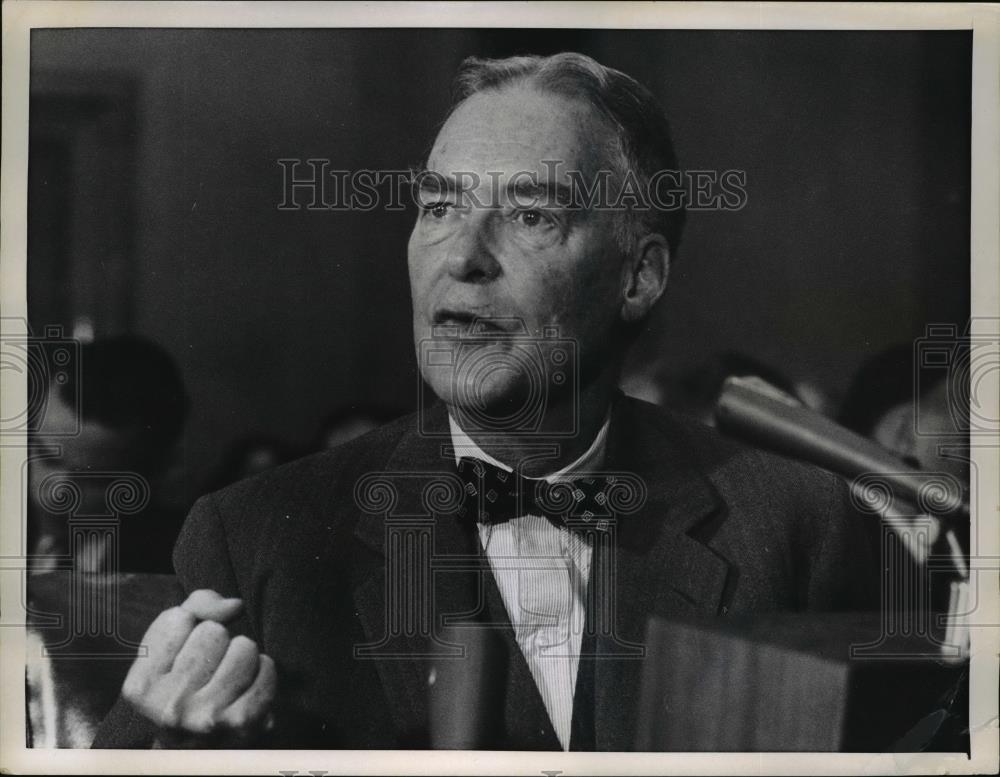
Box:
[714, 375, 971, 660]
[713, 376, 969, 524]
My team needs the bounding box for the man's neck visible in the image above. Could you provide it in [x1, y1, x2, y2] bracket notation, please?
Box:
[447, 375, 617, 478]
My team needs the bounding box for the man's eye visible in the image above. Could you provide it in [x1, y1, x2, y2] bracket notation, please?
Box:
[515, 209, 550, 228]
[425, 202, 453, 219]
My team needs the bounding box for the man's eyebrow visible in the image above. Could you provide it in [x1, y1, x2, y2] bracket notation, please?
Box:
[412, 169, 460, 195]
[508, 178, 574, 207]
[410, 169, 575, 207]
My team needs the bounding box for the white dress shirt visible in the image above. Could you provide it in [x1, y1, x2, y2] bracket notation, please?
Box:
[448, 415, 610, 750]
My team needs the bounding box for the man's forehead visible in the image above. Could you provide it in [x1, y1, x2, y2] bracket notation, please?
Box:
[426, 86, 612, 181]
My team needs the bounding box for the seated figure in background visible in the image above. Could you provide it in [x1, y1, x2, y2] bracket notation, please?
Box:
[839, 343, 970, 599]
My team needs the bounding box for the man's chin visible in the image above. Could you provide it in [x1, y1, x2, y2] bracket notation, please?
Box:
[429, 377, 538, 425]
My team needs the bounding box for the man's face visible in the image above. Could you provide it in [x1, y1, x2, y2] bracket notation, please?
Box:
[872, 381, 970, 483]
[29, 385, 140, 516]
[408, 84, 626, 415]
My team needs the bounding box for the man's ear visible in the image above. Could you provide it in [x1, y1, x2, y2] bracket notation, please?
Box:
[620, 233, 670, 324]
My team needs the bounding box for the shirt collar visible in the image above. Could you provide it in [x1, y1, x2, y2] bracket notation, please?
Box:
[447, 411, 611, 483]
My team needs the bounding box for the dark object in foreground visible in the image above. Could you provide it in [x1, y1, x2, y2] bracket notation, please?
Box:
[636, 611, 969, 752]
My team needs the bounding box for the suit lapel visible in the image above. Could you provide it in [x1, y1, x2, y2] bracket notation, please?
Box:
[477, 557, 564, 749]
[350, 403, 477, 744]
[349, 402, 559, 748]
[587, 395, 732, 751]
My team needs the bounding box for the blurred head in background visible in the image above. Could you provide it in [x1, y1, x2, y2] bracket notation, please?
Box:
[205, 435, 292, 492]
[28, 336, 190, 572]
[310, 404, 400, 452]
[839, 343, 969, 483]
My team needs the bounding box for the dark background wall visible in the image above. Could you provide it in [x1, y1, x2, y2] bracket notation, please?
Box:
[28, 28, 971, 510]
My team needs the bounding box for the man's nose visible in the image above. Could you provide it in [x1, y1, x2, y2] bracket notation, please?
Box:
[445, 211, 501, 283]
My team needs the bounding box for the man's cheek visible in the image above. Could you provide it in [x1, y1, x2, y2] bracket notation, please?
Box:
[408, 279, 432, 321]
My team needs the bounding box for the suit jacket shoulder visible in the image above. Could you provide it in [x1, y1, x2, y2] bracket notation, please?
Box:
[611, 395, 880, 612]
[173, 411, 419, 596]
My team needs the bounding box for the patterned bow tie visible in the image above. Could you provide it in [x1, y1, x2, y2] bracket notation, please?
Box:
[454, 456, 620, 532]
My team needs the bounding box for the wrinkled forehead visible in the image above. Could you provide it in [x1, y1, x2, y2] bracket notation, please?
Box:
[426, 85, 618, 184]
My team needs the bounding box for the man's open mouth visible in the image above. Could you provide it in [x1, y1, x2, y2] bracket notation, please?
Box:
[431, 310, 524, 337]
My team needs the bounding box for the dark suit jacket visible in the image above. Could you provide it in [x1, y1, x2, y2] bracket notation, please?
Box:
[93, 395, 879, 750]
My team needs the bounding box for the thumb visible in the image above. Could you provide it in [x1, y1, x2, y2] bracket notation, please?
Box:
[180, 589, 244, 623]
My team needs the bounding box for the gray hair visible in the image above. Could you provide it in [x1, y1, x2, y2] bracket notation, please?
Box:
[452, 52, 685, 257]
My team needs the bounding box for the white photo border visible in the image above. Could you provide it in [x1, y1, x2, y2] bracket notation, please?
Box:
[2, 2, 997, 774]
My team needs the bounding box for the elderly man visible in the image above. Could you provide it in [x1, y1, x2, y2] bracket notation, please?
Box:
[94, 52, 878, 751]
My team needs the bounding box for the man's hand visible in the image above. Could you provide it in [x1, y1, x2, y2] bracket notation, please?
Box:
[121, 589, 276, 747]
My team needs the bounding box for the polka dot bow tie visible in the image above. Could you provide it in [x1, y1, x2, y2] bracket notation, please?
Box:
[455, 456, 619, 532]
